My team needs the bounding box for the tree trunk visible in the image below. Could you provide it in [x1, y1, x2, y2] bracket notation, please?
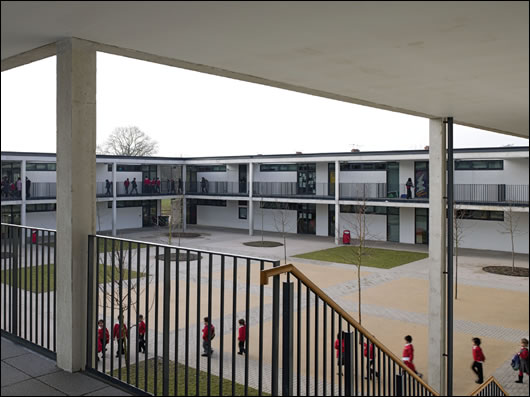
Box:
[357, 264, 362, 324]
[511, 231, 515, 274]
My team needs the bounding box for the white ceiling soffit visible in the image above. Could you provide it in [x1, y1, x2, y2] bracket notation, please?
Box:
[1, 1, 528, 138]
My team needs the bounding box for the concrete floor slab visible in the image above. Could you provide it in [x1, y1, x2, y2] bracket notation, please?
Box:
[1, 361, 31, 387]
[1, 339, 28, 360]
[4, 352, 61, 378]
[1, 378, 66, 396]
[36, 371, 110, 395]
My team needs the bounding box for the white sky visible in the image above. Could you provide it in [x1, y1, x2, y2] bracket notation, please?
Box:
[1, 52, 528, 157]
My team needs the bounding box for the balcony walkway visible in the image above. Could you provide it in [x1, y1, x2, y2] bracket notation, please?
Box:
[1, 337, 130, 396]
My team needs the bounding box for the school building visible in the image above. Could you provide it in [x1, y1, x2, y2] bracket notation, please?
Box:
[2, 146, 528, 254]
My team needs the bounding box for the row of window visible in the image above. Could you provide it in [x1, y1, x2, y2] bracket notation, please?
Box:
[26, 163, 56, 171]
[454, 160, 503, 170]
[340, 162, 387, 171]
[456, 209, 504, 221]
[27, 203, 56, 212]
[107, 200, 144, 208]
[260, 164, 298, 172]
[193, 165, 227, 173]
[106, 164, 157, 173]
[340, 205, 388, 215]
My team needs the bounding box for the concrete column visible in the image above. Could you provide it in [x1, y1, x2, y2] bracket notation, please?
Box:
[182, 164, 187, 231]
[112, 162, 117, 236]
[427, 118, 447, 394]
[249, 162, 254, 236]
[21, 160, 26, 226]
[334, 160, 340, 245]
[56, 38, 96, 372]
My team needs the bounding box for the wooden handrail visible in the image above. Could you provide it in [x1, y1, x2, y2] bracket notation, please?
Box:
[261, 264, 440, 396]
[469, 376, 509, 396]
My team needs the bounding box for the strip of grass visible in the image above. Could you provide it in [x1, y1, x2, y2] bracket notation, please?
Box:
[294, 246, 428, 269]
[112, 357, 266, 396]
[97, 239, 146, 253]
[1, 263, 144, 293]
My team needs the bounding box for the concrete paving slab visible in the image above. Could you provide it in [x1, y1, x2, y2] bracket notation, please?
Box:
[1, 339, 28, 360]
[84, 385, 132, 396]
[4, 352, 61, 377]
[0, 378, 66, 396]
[37, 371, 108, 395]
[1, 361, 31, 387]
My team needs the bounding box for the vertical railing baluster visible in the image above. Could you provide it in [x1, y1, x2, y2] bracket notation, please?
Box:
[53, 230, 57, 352]
[118, 240, 124, 381]
[103, 238, 107, 375]
[231, 257, 237, 396]
[135, 242, 140, 389]
[306, 285, 311, 396]
[315, 293, 319, 396]
[219, 255, 225, 396]
[323, 302, 327, 397]
[162, 246, 171, 397]
[271, 273, 280, 397]
[144, 245, 150, 392]
[110, 239, 115, 378]
[354, 328, 359, 396]
[47, 230, 51, 350]
[297, 278, 302, 397]
[24, 228, 28, 341]
[282, 274, 294, 396]
[207, 253, 213, 396]
[244, 258, 251, 396]
[195, 251, 201, 396]
[41, 230, 44, 346]
[174, 248, 180, 396]
[126, 242, 132, 385]
[86, 235, 94, 369]
[94, 237, 100, 370]
[34, 229, 38, 343]
[184, 250, 190, 396]
[338, 316, 342, 397]
[154, 245, 159, 395]
[258, 260, 264, 397]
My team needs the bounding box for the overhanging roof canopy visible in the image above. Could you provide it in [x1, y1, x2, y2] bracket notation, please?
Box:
[2, 1, 528, 138]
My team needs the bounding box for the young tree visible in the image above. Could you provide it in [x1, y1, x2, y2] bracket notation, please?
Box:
[499, 203, 524, 274]
[272, 203, 293, 264]
[453, 207, 467, 300]
[97, 126, 159, 156]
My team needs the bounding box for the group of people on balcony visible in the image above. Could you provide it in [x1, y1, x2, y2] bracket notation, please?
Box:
[1, 176, 31, 199]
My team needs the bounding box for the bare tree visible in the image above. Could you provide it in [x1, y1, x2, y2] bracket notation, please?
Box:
[453, 207, 467, 300]
[499, 203, 524, 274]
[272, 203, 293, 264]
[97, 126, 158, 156]
[341, 199, 379, 325]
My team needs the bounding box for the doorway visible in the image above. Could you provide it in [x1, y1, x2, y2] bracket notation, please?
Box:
[297, 203, 316, 234]
[142, 201, 157, 227]
[386, 207, 400, 242]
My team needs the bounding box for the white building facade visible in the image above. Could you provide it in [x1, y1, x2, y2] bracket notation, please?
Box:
[2, 146, 528, 253]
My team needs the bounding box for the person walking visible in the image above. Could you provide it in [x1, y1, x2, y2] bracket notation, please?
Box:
[178, 178, 183, 194]
[201, 317, 215, 357]
[170, 178, 176, 194]
[138, 314, 146, 354]
[335, 333, 345, 376]
[471, 337, 485, 384]
[16, 177, 22, 199]
[238, 319, 247, 355]
[405, 178, 414, 199]
[97, 319, 109, 361]
[515, 338, 529, 383]
[25, 177, 31, 199]
[113, 316, 128, 357]
[124, 178, 130, 195]
[403, 335, 423, 378]
[156, 177, 161, 193]
[364, 340, 378, 379]
[105, 179, 112, 196]
[131, 177, 138, 195]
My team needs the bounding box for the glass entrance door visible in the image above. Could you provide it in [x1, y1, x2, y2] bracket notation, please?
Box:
[415, 208, 429, 244]
[142, 201, 157, 227]
[386, 162, 399, 198]
[297, 164, 316, 195]
[387, 207, 400, 242]
[297, 203, 316, 234]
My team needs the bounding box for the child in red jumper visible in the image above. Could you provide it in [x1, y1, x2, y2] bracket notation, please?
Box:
[201, 317, 215, 357]
[138, 314, 146, 354]
[403, 335, 423, 378]
[97, 319, 109, 361]
[515, 338, 529, 383]
[471, 337, 485, 384]
[238, 319, 247, 355]
[335, 333, 345, 375]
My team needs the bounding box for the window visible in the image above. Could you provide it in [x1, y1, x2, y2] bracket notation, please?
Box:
[26, 163, 56, 171]
[260, 164, 297, 172]
[108, 200, 144, 208]
[107, 164, 143, 172]
[194, 165, 227, 172]
[340, 205, 387, 215]
[259, 202, 297, 210]
[27, 204, 56, 212]
[340, 162, 386, 171]
[455, 160, 503, 170]
[193, 199, 227, 207]
[238, 207, 248, 219]
[238, 200, 248, 206]
[456, 210, 504, 221]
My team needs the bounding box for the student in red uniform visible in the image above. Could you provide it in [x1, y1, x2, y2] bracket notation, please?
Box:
[363, 340, 379, 379]
[471, 337, 485, 384]
[403, 335, 423, 378]
[201, 317, 215, 357]
[97, 319, 109, 361]
[138, 314, 146, 354]
[335, 333, 345, 375]
[238, 319, 247, 355]
[113, 315, 128, 357]
[515, 338, 529, 383]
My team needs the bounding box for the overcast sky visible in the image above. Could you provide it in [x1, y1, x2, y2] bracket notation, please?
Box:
[1, 52, 528, 157]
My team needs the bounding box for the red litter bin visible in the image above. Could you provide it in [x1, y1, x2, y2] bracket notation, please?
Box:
[342, 230, 351, 244]
[31, 230, 37, 243]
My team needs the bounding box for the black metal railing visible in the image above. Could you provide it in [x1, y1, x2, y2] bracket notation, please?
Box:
[186, 181, 247, 196]
[339, 183, 388, 200]
[0, 223, 57, 355]
[253, 182, 330, 198]
[261, 264, 440, 396]
[28, 182, 57, 200]
[454, 184, 528, 206]
[86, 234, 280, 395]
[469, 376, 508, 396]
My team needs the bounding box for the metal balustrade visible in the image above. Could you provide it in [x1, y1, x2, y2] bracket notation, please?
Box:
[186, 181, 247, 196]
[86, 234, 280, 395]
[0, 223, 57, 356]
[469, 376, 509, 396]
[252, 182, 331, 198]
[261, 264, 440, 397]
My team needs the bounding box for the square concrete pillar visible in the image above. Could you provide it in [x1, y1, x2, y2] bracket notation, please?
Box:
[335, 160, 340, 245]
[56, 38, 97, 372]
[427, 118, 447, 394]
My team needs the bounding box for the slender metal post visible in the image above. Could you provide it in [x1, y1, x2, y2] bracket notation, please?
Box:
[447, 116, 454, 396]
[271, 274, 280, 396]
[344, 332, 353, 396]
[395, 373, 403, 396]
[282, 281, 294, 396]
[162, 247, 171, 396]
[12, 227, 19, 336]
[86, 235, 94, 369]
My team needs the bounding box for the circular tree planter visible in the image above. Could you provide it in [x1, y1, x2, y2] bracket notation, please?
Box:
[482, 266, 529, 277]
[170, 232, 201, 238]
[243, 241, 283, 248]
[156, 253, 202, 262]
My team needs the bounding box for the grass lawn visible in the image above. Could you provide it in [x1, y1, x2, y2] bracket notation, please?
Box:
[97, 239, 146, 253]
[112, 357, 266, 396]
[294, 246, 428, 269]
[1, 263, 144, 293]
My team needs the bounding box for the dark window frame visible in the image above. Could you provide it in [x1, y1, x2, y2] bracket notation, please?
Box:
[455, 160, 504, 170]
[260, 164, 298, 172]
[238, 207, 248, 219]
